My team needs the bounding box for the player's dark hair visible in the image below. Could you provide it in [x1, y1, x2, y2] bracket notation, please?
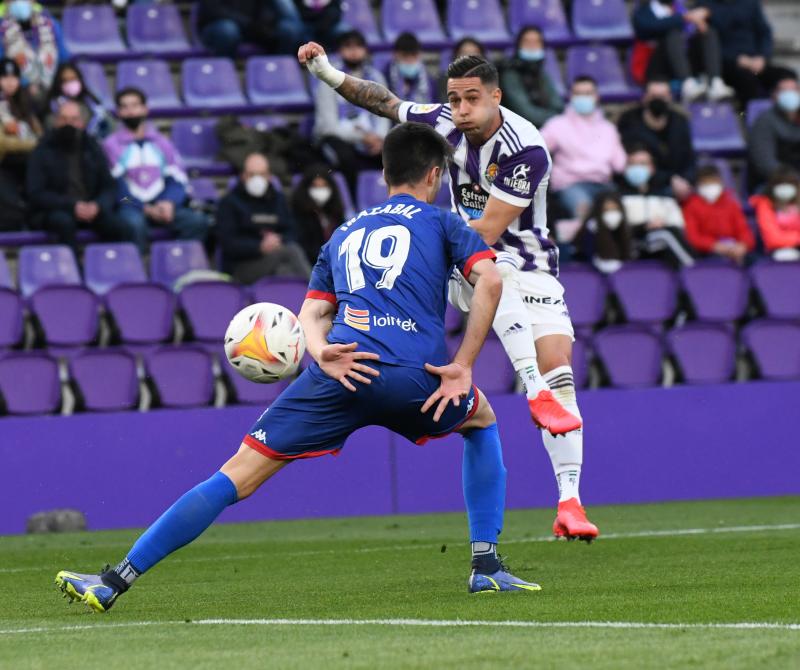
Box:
[382, 122, 453, 187]
[115, 86, 147, 107]
[571, 75, 597, 89]
[393, 32, 420, 55]
[446, 55, 498, 87]
[696, 164, 722, 182]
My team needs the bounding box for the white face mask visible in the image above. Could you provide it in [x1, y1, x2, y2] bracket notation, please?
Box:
[773, 183, 797, 202]
[309, 185, 332, 207]
[698, 182, 723, 203]
[602, 210, 623, 230]
[245, 175, 269, 198]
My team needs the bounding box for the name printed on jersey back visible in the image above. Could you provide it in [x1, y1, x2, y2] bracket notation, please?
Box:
[339, 202, 422, 232]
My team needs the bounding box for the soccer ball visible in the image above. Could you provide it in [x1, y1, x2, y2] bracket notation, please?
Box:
[224, 302, 305, 383]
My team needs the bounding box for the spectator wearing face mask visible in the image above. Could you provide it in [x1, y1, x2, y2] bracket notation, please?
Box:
[574, 191, 634, 274]
[45, 62, 111, 138]
[748, 73, 800, 189]
[499, 25, 564, 128]
[216, 152, 311, 283]
[750, 167, 800, 262]
[616, 145, 694, 268]
[618, 78, 696, 202]
[290, 165, 345, 264]
[384, 32, 434, 105]
[540, 76, 627, 220]
[681, 164, 753, 264]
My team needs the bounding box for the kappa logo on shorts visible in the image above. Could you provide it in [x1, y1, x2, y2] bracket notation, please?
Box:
[251, 429, 267, 443]
[466, 396, 475, 414]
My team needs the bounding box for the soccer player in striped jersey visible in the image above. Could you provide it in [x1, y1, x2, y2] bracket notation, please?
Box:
[298, 42, 599, 541]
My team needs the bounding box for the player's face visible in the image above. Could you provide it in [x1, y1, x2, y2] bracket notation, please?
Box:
[446, 77, 501, 140]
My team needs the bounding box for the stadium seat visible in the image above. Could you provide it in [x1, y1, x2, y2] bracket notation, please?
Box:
[84, 243, 147, 295]
[508, 0, 574, 47]
[105, 283, 176, 346]
[181, 58, 248, 112]
[608, 262, 678, 325]
[381, 0, 449, 48]
[680, 262, 750, 322]
[742, 320, 800, 381]
[69, 349, 139, 412]
[30, 286, 100, 349]
[62, 5, 127, 58]
[150, 241, 210, 289]
[76, 61, 114, 109]
[572, 0, 634, 42]
[447, 336, 516, 394]
[188, 178, 220, 203]
[749, 262, 800, 320]
[116, 59, 183, 114]
[559, 264, 608, 330]
[447, 0, 511, 48]
[250, 278, 309, 315]
[0, 252, 12, 289]
[126, 2, 193, 57]
[246, 56, 312, 110]
[593, 326, 663, 388]
[566, 45, 640, 101]
[356, 171, 388, 211]
[240, 114, 287, 132]
[667, 323, 736, 385]
[171, 119, 233, 175]
[18, 246, 81, 298]
[544, 48, 567, 97]
[0, 289, 24, 348]
[572, 336, 590, 389]
[689, 103, 746, 155]
[226, 371, 290, 406]
[341, 0, 387, 49]
[145, 346, 215, 408]
[745, 98, 771, 127]
[180, 281, 247, 346]
[0, 352, 61, 415]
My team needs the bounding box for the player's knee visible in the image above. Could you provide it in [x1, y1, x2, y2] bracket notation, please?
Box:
[460, 393, 496, 431]
[220, 443, 287, 500]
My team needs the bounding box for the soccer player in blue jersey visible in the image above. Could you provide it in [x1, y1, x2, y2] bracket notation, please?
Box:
[298, 41, 599, 541]
[54, 122, 540, 613]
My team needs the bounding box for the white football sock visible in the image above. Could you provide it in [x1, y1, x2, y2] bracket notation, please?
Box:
[541, 365, 583, 503]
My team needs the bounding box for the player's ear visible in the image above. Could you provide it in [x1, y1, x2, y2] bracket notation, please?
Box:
[492, 86, 502, 105]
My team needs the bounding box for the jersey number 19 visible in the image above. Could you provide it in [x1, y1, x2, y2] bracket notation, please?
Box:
[338, 226, 411, 292]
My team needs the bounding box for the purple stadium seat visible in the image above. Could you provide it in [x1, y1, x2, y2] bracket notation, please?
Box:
[746, 99, 772, 127]
[150, 241, 210, 289]
[69, 349, 139, 412]
[182, 58, 247, 111]
[608, 262, 678, 324]
[559, 264, 608, 329]
[680, 262, 749, 322]
[508, 0, 573, 46]
[742, 320, 800, 381]
[447, 336, 516, 394]
[332, 172, 356, 219]
[544, 48, 566, 97]
[84, 243, 146, 295]
[0, 231, 49, 247]
[356, 170, 388, 211]
[146, 346, 214, 408]
[667, 324, 735, 385]
[116, 60, 182, 114]
[381, 0, 449, 48]
[18, 245, 81, 298]
[250, 278, 309, 314]
[171, 119, 232, 175]
[0, 252, 11, 289]
[62, 5, 127, 58]
[0, 352, 60, 415]
[571, 336, 590, 389]
[246, 56, 312, 110]
[77, 61, 114, 109]
[30, 286, 100, 348]
[127, 3, 192, 56]
[227, 371, 290, 406]
[566, 45, 640, 101]
[447, 0, 511, 48]
[240, 115, 287, 132]
[749, 262, 800, 320]
[0, 289, 23, 348]
[180, 281, 247, 345]
[341, 0, 387, 49]
[689, 103, 745, 155]
[593, 326, 663, 388]
[572, 0, 634, 42]
[188, 178, 219, 203]
[106, 283, 176, 345]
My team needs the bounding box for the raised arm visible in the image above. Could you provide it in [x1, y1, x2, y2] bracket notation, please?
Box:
[298, 41, 403, 122]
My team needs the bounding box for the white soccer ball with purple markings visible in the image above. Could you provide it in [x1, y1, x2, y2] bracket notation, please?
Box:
[224, 302, 305, 383]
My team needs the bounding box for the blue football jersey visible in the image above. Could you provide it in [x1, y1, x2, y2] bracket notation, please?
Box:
[307, 193, 494, 367]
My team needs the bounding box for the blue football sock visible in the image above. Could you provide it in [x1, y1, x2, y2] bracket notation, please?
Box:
[123, 471, 238, 577]
[462, 423, 506, 545]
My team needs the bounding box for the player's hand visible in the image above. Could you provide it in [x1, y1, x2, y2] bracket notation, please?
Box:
[319, 342, 380, 392]
[421, 361, 472, 422]
[298, 41, 327, 67]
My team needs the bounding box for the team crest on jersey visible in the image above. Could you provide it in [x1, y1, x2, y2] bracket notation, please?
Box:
[458, 183, 489, 219]
[484, 163, 498, 184]
[410, 103, 440, 114]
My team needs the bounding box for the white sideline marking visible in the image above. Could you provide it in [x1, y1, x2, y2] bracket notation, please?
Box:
[1, 618, 799, 636]
[3, 523, 799, 574]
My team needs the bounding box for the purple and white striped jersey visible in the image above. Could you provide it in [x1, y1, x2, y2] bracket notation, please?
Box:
[398, 101, 559, 276]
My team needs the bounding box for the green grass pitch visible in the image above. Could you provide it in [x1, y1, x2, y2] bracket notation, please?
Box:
[1, 497, 799, 669]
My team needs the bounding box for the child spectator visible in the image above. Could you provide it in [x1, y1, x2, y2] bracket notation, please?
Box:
[750, 167, 800, 261]
[45, 62, 111, 139]
[574, 191, 634, 274]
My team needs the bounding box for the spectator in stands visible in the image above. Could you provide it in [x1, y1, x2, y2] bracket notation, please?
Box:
[750, 167, 800, 261]
[698, 0, 789, 104]
[290, 165, 346, 264]
[216, 152, 311, 282]
[541, 76, 626, 220]
[275, 0, 346, 51]
[26, 100, 130, 247]
[438, 37, 486, 99]
[384, 33, 434, 105]
[618, 78, 696, 202]
[748, 73, 800, 188]
[44, 62, 111, 139]
[197, 0, 296, 58]
[0, 57, 39, 231]
[0, 1, 69, 107]
[682, 164, 753, 264]
[313, 30, 389, 196]
[104, 87, 208, 251]
[617, 145, 694, 268]
[574, 191, 634, 274]
[499, 26, 563, 128]
[631, 0, 733, 102]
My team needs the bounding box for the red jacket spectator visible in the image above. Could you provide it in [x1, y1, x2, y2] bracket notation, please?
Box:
[750, 194, 800, 252]
[682, 190, 754, 254]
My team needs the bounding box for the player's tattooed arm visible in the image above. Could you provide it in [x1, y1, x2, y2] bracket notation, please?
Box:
[335, 75, 403, 122]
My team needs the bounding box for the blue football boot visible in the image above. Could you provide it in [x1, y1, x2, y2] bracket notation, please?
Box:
[468, 558, 542, 594]
[55, 568, 121, 613]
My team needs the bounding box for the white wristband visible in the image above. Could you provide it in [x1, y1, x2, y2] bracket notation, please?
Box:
[306, 54, 346, 89]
